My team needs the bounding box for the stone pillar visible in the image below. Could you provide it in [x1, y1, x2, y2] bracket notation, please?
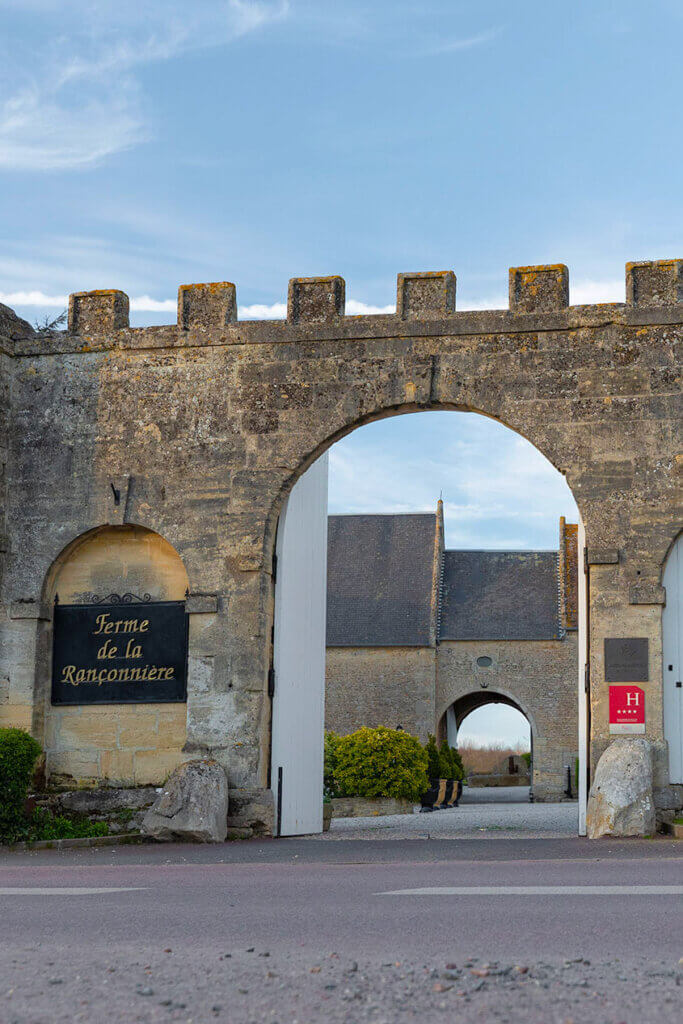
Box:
[68, 290, 130, 334]
[287, 277, 345, 323]
[509, 264, 569, 313]
[396, 271, 456, 318]
[626, 259, 683, 306]
[178, 282, 237, 330]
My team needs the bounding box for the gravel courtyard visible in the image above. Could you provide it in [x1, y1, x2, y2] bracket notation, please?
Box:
[323, 787, 579, 840]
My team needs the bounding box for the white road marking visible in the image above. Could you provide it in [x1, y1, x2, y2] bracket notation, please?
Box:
[377, 885, 683, 896]
[0, 887, 147, 896]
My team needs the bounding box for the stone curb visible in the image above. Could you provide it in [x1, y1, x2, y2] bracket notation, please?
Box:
[3, 833, 148, 852]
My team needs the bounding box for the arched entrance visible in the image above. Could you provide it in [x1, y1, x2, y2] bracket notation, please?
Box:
[271, 407, 585, 833]
[40, 525, 191, 787]
[663, 532, 683, 784]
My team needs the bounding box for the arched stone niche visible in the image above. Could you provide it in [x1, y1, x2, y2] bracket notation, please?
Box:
[43, 525, 191, 787]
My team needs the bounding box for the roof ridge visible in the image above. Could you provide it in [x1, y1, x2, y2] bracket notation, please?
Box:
[328, 511, 437, 518]
[444, 548, 557, 555]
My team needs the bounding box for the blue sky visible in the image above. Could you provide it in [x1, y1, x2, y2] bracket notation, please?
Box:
[1, 0, 682, 320]
[2, 0, 679, 744]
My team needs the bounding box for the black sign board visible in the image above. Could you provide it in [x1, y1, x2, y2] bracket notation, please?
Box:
[52, 600, 188, 705]
[604, 637, 649, 682]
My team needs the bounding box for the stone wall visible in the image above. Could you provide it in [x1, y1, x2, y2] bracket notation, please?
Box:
[436, 636, 579, 801]
[0, 262, 679, 830]
[325, 647, 436, 742]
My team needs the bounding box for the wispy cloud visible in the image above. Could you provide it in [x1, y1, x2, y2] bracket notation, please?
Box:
[415, 27, 501, 57]
[0, 1, 289, 171]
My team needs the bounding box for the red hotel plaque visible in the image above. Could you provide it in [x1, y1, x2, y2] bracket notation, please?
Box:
[608, 685, 645, 734]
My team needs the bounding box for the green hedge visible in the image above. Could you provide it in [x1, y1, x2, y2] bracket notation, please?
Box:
[0, 728, 108, 844]
[327, 727, 429, 801]
[0, 728, 42, 842]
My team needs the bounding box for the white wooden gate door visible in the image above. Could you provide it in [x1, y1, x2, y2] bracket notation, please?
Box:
[271, 454, 329, 836]
[663, 533, 683, 784]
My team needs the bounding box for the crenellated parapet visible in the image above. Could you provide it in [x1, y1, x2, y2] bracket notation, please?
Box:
[46, 259, 683, 341]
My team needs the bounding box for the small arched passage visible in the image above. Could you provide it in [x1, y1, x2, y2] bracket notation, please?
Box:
[438, 690, 535, 799]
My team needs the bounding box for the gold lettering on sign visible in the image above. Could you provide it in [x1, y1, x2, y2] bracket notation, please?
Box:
[58, 607, 179, 690]
[93, 613, 150, 636]
[61, 664, 176, 686]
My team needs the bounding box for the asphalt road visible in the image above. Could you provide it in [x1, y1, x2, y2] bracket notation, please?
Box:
[1, 836, 681, 1023]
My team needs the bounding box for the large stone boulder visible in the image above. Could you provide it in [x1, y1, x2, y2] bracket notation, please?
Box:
[586, 738, 655, 838]
[142, 759, 229, 843]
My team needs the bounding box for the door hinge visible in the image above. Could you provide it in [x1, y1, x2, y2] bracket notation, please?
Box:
[584, 663, 590, 694]
[268, 666, 275, 698]
[272, 553, 278, 584]
[583, 546, 589, 574]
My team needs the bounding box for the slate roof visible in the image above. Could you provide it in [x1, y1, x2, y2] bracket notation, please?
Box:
[438, 550, 561, 641]
[326, 514, 437, 646]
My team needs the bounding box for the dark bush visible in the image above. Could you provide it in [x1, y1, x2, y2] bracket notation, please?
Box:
[0, 728, 109, 845]
[424, 734, 441, 782]
[440, 741, 464, 781]
[0, 728, 42, 842]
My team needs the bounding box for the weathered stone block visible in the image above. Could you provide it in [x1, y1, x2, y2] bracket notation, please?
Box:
[57, 786, 158, 815]
[134, 749, 188, 786]
[99, 749, 136, 784]
[186, 593, 219, 614]
[226, 787, 274, 836]
[117, 709, 159, 749]
[629, 583, 666, 605]
[586, 737, 655, 837]
[47, 749, 101, 782]
[509, 265, 569, 313]
[142, 758, 228, 842]
[0, 704, 32, 731]
[626, 260, 683, 307]
[287, 277, 345, 323]
[9, 600, 50, 620]
[396, 271, 456, 319]
[178, 282, 237, 330]
[68, 290, 129, 334]
[586, 549, 619, 565]
[58, 709, 119, 750]
[330, 796, 413, 818]
[155, 707, 188, 749]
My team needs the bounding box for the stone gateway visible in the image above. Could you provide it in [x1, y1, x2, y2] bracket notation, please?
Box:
[0, 260, 681, 835]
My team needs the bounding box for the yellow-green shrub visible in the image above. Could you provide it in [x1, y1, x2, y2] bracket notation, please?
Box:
[332, 727, 429, 801]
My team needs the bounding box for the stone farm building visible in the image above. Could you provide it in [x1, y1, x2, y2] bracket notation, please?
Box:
[325, 504, 578, 801]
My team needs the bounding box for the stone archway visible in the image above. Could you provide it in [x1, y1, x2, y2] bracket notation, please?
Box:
[0, 258, 679, 834]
